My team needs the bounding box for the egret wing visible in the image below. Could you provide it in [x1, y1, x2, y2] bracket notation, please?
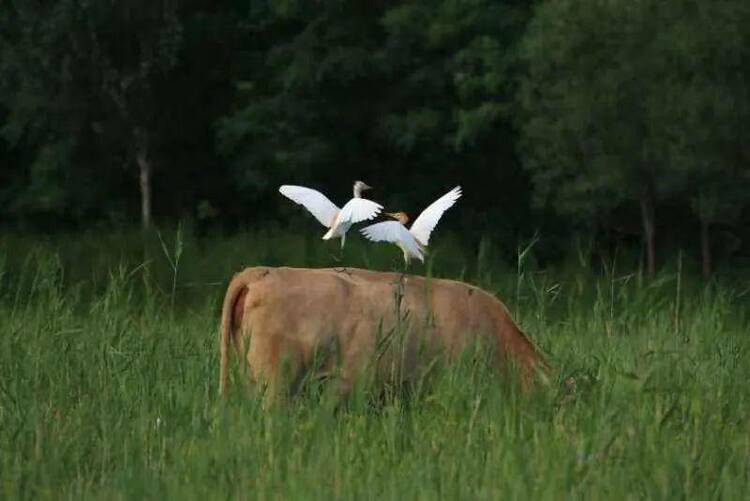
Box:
[409, 186, 462, 245]
[279, 185, 340, 228]
[360, 221, 423, 260]
[337, 197, 383, 224]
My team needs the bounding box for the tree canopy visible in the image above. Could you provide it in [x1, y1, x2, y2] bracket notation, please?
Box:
[1, 0, 749, 274]
[518, 0, 750, 275]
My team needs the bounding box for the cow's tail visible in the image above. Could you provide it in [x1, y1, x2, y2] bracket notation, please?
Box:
[219, 272, 248, 397]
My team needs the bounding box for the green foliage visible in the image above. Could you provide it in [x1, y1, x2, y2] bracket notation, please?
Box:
[518, 0, 663, 218]
[1, 231, 749, 499]
[1, 0, 750, 270]
[517, 0, 750, 267]
[652, 0, 750, 227]
[0, 0, 236, 225]
[216, 0, 533, 251]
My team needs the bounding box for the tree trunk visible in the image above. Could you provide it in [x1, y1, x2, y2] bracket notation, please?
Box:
[639, 184, 656, 277]
[135, 129, 152, 230]
[700, 218, 712, 279]
[138, 152, 152, 230]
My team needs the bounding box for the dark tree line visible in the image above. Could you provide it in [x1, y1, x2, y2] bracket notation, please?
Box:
[1, 0, 749, 276]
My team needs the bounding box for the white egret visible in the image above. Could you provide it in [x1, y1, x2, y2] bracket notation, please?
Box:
[360, 186, 462, 267]
[279, 181, 383, 249]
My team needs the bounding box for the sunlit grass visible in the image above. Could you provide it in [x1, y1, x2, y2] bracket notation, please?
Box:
[0, 228, 748, 499]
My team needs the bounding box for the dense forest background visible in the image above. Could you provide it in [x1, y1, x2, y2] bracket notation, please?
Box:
[1, 0, 749, 277]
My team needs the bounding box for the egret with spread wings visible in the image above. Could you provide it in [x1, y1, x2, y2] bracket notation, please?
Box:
[279, 181, 383, 250]
[360, 186, 462, 267]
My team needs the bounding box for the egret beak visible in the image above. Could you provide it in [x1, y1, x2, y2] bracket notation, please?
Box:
[385, 212, 400, 220]
[361, 182, 372, 191]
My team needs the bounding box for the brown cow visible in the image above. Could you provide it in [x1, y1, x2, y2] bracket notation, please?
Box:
[219, 266, 552, 406]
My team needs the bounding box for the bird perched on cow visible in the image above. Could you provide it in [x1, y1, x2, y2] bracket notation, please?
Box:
[279, 181, 383, 250]
[360, 186, 462, 268]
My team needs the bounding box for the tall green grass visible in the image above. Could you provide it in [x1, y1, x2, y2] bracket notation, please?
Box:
[0, 228, 748, 499]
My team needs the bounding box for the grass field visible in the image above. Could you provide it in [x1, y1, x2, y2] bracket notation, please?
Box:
[1, 228, 749, 500]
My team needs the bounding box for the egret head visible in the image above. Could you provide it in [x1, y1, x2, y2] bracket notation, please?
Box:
[353, 180, 372, 198]
[386, 211, 410, 225]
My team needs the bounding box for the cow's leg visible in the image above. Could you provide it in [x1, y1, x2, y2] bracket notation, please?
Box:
[246, 331, 302, 410]
[330, 324, 379, 406]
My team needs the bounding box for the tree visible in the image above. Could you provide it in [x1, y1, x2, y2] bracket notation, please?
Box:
[219, 0, 535, 248]
[217, 1, 395, 205]
[377, 0, 534, 239]
[1, 2, 89, 222]
[519, 0, 691, 276]
[0, 0, 183, 229]
[652, 1, 750, 277]
[518, 0, 750, 277]
[92, 2, 183, 229]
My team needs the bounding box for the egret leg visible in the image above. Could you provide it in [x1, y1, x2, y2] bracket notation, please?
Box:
[339, 233, 346, 261]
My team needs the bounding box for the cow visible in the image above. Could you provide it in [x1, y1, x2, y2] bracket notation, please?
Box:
[219, 266, 552, 407]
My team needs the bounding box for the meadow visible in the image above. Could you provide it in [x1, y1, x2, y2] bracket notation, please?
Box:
[1, 227, 749, 500]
